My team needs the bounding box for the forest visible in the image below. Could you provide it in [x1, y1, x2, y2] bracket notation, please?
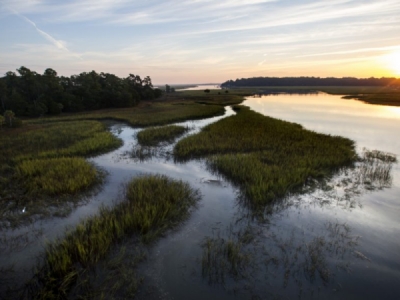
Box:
[221, 76, 400, 87]
[0, 66, 162, 118]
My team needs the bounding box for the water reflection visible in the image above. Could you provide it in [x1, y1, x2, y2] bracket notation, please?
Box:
[244, 93, 400, 155]
[1, 93, 399, 299]
[198, 147, 397, 298]
[230, 93, 400, 299]
[201, 218, 362, 299]
[133, 94, 400, 300]
[383, 105, 400, 117]
[177, 84, 221, 91]
[0, 106, 236, 298]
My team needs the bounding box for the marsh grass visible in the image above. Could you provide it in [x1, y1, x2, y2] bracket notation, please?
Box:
[0, 91, 244, 226]
[10, 121, 122, 162]
[341, 92, 400, 106]
[17, 158, 99, 196]
[26, 101, 227, 127]
[175, 106, 356, 209]
[25, 174, 199, 299]
[137, 125, 189, 146]
[319, 148, 396, 204]
[23, 89, 249, 128]
[0, 120, 122, 226]
[62, 245, 145, 300]
[176, 90, 248, 106]
[124, 174, 200, 239]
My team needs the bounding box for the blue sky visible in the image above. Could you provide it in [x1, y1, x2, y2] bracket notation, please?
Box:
[1, 0, 400, 84]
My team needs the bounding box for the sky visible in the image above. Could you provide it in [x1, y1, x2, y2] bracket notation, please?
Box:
[1, 0, 400, 84]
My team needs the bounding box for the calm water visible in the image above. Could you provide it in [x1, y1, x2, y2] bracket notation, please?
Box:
[242, 93, 400, 299]
[1, 93, 399, 299]
[176, 84, 221, 91]
[135, 93, 400, 300]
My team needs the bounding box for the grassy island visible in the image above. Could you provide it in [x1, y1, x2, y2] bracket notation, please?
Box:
[26, 174, 199, 299]
[175, 106, 357, 208]
[0, 120, 122, 227]
[137, 125, 188, 146]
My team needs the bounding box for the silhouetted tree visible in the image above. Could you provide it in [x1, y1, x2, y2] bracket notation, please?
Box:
[221, 77, 400, 88]
[0, 66, 161, 117]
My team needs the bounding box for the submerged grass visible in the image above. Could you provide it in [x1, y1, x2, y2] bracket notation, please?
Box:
[356, 149, 397, 188]
[25, 174, 200, 299]
[201, 219, 363, 297]
[175, 106, 357, 208]
[137, 125, 188, 146]
[202, 228, 255, 284]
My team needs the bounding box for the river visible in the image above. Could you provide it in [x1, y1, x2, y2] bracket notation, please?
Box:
[1, 92, 399, 299]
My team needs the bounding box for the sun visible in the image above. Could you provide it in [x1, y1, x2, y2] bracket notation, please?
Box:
[385, 51, 400, 76]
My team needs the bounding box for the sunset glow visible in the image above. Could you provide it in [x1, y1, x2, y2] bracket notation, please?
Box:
[388, 51, 400, 76]
[0, 1, 400, 83]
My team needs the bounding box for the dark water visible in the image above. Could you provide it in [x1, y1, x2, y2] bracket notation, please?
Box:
[134, 94, 400, 299]
[0, 107, 235, 296]
[1, 94, 399, 299]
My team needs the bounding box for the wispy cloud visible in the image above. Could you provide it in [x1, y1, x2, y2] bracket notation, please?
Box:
[5, 6, 82, 60]
[17, 14, 67, 50]
[3, 0, 400, 33]
[296, 45, 400, 58]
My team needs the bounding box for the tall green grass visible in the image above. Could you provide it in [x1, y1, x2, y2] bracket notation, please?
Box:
[137, 125, 188, 146]
[17, 158, 99, 196]
[174, 106, 356, 208]
[24, 89, 250, 127]
[3, 121, 121, 162]
[26, 102, 226, 127]
[26, 174, 199, 299]
[1, 121, 121, 163]
[176, 90, 249, 106]
[0, 120, 122, 226]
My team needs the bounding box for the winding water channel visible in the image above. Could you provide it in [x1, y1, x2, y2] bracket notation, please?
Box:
[1, 92, 399, 299]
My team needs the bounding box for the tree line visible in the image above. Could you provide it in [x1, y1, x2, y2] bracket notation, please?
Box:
[0, 66, 163, 117]
[221, 76, 400, 88]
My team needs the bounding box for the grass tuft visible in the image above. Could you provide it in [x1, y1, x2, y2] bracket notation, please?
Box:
[25, 174, 199, 299]
[137, 125, 188, 146]
[0, 120, 122, 226]
[17, 157, 99, 196]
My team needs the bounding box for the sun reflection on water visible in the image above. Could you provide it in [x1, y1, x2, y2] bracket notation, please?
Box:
[382, 105, 400, 118]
